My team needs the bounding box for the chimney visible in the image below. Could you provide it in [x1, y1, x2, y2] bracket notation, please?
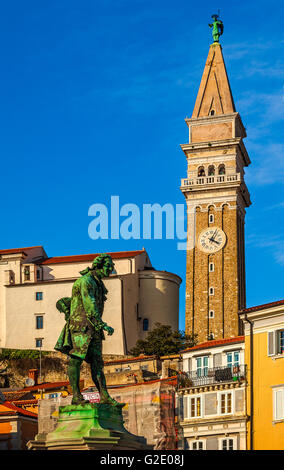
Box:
[28, 369, 39, 385]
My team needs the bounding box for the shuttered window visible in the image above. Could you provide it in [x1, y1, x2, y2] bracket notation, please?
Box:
[268, 331, 276, 356]
[273, 388, 284, 421]
[204, 393, 217, 415]
[268, 330, 284, 356]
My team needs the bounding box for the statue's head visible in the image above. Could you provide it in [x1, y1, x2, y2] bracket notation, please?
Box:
[79, 254, 114, 279]
[91, 254, 114, 279]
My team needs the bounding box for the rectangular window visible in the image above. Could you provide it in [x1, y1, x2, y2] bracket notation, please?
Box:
[227, 351, 240, 369]
[36, 316, 43, 329]
[36, 270, 41, 280]
[273, 388, 284, 421]
[35, 338, 43, 348]
[196, 356, 208, 377]
[191, 440, 204, 450]
[268, 330, 284, 356]
[279, 331, 284, 354]
[209, 263, 214, 272]
[221, 438, 234, 450]
[190, 396, 201, 417]
[220, 392, 232, 414]
[36, 292, 43, 301]
[24, 266, 30, 281]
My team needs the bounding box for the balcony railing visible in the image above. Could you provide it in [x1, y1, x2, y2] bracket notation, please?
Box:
[181, 173, 241, 188]
[177, 365, 246, 389]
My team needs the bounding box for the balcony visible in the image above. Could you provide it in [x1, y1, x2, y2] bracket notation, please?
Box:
[181, 173, 241, 189]
[177, 365, 246, 389]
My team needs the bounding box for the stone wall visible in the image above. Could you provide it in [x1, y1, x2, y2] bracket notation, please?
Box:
[37, 379, 177, 450]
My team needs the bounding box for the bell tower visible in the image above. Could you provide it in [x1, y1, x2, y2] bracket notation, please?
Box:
[181, 21, 251, 343]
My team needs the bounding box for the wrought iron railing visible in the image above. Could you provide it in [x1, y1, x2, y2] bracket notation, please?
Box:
[177, 365, 246, 389]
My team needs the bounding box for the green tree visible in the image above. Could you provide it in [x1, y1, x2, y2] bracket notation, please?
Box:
[129, 323, 197, 358]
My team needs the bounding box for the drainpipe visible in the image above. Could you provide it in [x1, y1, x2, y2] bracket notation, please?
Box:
[245, 314, 254, 450]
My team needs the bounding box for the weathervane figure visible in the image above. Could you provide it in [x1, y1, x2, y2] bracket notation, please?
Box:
[209, 14, 224, 43]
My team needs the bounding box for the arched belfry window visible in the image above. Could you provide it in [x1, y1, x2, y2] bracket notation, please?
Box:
[218, 164, 226, 175]
[208, 165, 215, 176]
[198, 166, 205, 177]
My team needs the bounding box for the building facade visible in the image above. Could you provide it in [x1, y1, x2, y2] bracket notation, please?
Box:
[240, 300, 284, 450]
[177, 336, 247, 450]
[0, 246, 181, 355]
[181, 41, 251, 343]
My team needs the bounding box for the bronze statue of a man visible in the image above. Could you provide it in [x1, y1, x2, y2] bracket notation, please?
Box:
[209, 14, 224, 43]
[54, 253, 117, 405]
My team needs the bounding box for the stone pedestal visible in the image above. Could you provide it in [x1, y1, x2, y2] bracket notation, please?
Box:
[27, 403, 152, 450]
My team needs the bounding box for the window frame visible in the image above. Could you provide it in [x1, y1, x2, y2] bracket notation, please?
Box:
[273, 387, 284, 422]
[209, 262, 214, 272]
[219, 437, 236, 450]
[35, 338, 43, 348]
[142, 318, 149, 331]
[268, 329, 284, 356]
[35, 292, 43, 301]
[190, 439, 205, 450]
[196, 356, 209, 378]
[36, 315, 44, 330]
[219, 391, 233, 415]
[189, 395, 202, 418]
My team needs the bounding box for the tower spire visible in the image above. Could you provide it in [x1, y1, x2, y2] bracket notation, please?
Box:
[192, 42, 236, 118]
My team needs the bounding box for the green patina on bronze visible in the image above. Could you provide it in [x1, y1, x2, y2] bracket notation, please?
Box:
[209, 14, 224, 43]
[54, 253, 119, 406]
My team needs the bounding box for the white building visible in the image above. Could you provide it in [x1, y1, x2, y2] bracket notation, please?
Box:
[0, 245, 181, 355]
[177, 336, 247, 450]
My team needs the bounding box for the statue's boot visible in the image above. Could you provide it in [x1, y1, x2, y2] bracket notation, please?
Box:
[97, 375, 120, 406]
[71, 394, 90, 405]
[68, 356, 89, 405]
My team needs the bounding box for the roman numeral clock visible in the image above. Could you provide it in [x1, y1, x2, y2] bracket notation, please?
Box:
[197, 227, 227, 254]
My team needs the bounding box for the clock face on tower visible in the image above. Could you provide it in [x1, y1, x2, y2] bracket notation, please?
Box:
[197, 226, 227, 253]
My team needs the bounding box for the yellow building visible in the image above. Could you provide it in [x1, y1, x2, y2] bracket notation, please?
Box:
[240, 300, 284, 450]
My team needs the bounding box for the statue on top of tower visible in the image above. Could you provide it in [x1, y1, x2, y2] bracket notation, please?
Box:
[209, 14, 224, 43]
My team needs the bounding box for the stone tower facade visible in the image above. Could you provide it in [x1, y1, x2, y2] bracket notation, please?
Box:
[181, 42, 251, 343]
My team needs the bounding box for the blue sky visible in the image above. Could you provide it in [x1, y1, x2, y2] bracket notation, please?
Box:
[0, 1, 283, 331]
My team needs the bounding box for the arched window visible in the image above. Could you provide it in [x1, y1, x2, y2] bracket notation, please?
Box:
[198, 166, 205, 177]
[208, 165, 215, 176]
[143, 318, 149, 331]
[210, 109, 215, 116]
[218, 164, 226, 175]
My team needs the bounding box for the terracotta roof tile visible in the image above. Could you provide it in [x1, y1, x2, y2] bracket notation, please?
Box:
[40, 250, 145, 265]
[2, 391, 34, 401]
[0, 246, 43, 255]
[20, 379, 83, 392]
[180, 336, 244, 353]
[1, 402, 37, 418]
[104, 355, 156, 365]
[239, 299, 284, 314]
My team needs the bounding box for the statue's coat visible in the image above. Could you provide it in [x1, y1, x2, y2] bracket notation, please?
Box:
[55, 272, 108, 361]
